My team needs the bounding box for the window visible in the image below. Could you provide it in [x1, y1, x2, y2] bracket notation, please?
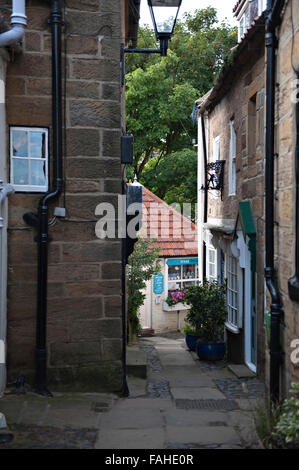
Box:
[206, 233, 218, 281]
[10, 127, 49, 192]
[227, 254, 238, 327]
[213, 136, 220, 162]
[238, 5, 250, 41]
[258, 0, 266, 16]
[228, 120, 237, 196]
[167, 259, 199, 293]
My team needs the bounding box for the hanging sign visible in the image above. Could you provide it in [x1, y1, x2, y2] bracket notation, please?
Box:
[153, 273, 164, 295]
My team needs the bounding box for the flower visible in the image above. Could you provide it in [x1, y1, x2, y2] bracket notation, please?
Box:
[166, 288, 190, 307]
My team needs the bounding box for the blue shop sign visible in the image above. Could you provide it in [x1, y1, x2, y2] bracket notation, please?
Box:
[167, 258, 198, 266]
[153, 273, 164, 295]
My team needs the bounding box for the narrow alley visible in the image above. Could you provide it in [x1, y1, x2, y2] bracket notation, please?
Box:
[0, 335, 264, 449]
[96, 335, 264, 449]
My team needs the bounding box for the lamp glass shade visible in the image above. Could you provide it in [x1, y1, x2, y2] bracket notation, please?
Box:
[148, 0, 182, 36]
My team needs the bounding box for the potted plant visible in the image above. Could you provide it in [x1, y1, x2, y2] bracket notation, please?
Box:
[184, 280, 227, 361]
[182, 322, 201, 351]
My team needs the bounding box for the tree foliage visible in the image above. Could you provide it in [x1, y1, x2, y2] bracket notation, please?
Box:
[125, 8, 237, 206]
[126, 238, 161, 338]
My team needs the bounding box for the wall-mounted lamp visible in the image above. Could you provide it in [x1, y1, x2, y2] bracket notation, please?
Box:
[148, 0, 182, 56]
[121, 0, 182, 85]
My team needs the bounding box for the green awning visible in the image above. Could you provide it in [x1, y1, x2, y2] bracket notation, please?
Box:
[235, 201, 257, 274]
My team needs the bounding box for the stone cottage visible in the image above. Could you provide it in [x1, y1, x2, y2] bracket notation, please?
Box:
[0, 0, 140, 396]
[135, 183, 198, 334]
[196, 0, 299, 400]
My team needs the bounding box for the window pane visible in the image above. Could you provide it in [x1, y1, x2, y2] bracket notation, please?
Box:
[168, 281, 181, 292]
[182, 265, 196, 280]
[12, 130, 28, 157]
[168, 265, 181, 280]
[13, 159, 29, 185]
[30, 132, 46, 159]
[209, 263, 215, 277]
[209, 250, 215, 263]
[31, 160, 47, 186]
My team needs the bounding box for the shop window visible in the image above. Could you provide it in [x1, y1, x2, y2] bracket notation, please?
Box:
[10, 127, 49, 192]
[167, 260, 199, 293]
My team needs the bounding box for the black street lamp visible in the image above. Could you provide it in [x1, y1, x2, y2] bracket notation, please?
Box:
[148, 0, 182, 56]
[121, 0, 182, 84]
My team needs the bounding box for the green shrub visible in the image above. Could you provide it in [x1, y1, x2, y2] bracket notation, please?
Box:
[272, 382, 299, 448]
[184, 280, 227, 343]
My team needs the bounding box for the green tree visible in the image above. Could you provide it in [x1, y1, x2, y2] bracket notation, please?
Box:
[141, 148, 198, 206]
[125, 8, 237, 204]
[126, 238, 160, 340]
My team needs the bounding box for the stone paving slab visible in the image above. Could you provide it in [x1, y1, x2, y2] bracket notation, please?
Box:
[0, 393, 115, 429]
[98, 402, 165, 430]
[95, 428, 165, 449]
[165, 425, 242, 448]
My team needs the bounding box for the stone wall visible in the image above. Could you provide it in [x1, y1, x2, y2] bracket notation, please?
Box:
[204, 32, 266, 379]
[275, 0, 299, 394]
[5, 0, 124, 392]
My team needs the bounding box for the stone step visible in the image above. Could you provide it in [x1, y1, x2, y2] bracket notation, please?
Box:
[126, 346, 147, 379]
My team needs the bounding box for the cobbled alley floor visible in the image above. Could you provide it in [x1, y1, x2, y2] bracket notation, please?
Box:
[0, 335, 265, 449]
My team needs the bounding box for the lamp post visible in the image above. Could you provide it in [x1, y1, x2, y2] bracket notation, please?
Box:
[121, 0, 182, 84]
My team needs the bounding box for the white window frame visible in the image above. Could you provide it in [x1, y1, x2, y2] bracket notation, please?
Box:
[206, 233, 218, 281]
[166, 259, 200, 296]
[226, 254, 239, 330]
[228, 120, 237, 196]
[258, 0, 266, 16]
[238, 3, 250, 42]
[10, 126, 49, 193]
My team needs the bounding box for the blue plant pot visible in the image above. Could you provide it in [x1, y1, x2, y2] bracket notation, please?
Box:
[185, 334, 201, 351]
[196, 341, 226, 361]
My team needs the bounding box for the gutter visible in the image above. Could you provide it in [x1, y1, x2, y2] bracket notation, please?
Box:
[200, 114, 208, 280]
[0, 0, 27, 47]
[23, 0, 64, 396]
[264, 0, 285, 403]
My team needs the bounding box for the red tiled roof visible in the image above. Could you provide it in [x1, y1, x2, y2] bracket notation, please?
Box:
[131, 184, 198, 258]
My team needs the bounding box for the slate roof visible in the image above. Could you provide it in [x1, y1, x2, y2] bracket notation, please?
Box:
[133, 184, 198, 258]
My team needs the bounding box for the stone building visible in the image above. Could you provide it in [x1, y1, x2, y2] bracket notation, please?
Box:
[135, 183, 198, 335]
[197, 0, 299, 399]
[0, 0, 140, 395]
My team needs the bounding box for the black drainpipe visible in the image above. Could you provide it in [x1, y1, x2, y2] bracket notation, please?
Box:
[288, 74, 299, 300]
[201, 113, 208, 280]
[265, 0, 285, 403]
[35, 0, 63, 396]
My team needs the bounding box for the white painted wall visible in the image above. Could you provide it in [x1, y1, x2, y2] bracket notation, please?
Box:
[139, 258, 190, 334]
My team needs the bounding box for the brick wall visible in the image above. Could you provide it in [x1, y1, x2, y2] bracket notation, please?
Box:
[5, 0, 124, 392]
